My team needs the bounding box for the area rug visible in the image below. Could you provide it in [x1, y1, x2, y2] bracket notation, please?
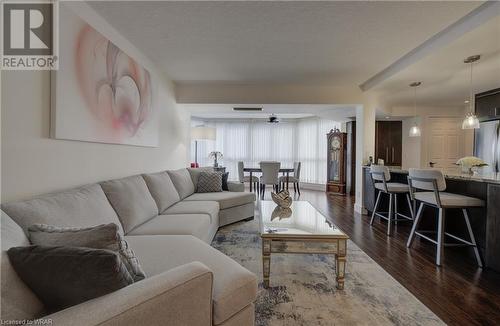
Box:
[212, 214, 444, 326]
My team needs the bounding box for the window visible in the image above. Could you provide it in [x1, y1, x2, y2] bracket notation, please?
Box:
[191, 118, 340, 184]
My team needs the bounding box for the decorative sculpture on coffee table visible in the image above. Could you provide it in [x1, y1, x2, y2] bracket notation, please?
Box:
[271, 190, 293, 220]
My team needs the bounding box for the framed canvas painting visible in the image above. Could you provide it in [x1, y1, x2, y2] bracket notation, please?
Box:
[51, 5, 159, 147]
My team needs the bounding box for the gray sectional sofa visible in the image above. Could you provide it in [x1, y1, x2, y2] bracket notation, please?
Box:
[1, 167, 257, 326]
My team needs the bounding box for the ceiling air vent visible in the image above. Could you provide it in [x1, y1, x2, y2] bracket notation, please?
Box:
[233, 107, 263, 112]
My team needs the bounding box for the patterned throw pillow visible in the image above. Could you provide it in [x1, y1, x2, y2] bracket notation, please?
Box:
[197, 171, 223, 193]
[28, 223, 146, 282]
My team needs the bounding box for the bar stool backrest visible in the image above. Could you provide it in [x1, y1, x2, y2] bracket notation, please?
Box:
[293, 162, 301, 180]
[370, 165, 390, 182]
[408, 169, 447, 208]
[238, 161, 244, 183]
[408, 169, 446, 191]
[260, 161, 281, 185]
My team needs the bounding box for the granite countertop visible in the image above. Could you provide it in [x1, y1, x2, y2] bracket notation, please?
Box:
[363, 166, 500, 184]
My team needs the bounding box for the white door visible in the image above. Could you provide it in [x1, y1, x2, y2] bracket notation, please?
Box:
[427, 117, 464, 173]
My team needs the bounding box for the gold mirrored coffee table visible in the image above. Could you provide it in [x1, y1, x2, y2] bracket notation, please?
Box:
[260, 200, 349, 290]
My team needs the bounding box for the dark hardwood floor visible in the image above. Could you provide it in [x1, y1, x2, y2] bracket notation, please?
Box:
[258, 187, 500, 325]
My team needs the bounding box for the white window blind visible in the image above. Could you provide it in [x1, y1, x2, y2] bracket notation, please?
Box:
[191, 118, 340, 184]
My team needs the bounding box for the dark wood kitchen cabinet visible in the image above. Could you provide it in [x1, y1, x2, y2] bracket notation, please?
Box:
[475, 88, 500, 122]
[375, 121, 402, 166]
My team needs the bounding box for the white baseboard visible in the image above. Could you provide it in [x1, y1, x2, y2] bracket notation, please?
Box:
[354, 203, 368, 215]
[299, 182, 325, 191]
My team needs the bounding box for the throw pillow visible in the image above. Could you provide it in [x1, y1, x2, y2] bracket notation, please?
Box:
[28, 223, 146, 282]
[197, 171, 223, 193]
[7, 245, 134, 313]
[222, 172, 229, 191]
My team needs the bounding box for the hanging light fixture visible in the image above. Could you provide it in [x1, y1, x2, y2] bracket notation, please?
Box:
[409, 81, 422, 137]
[462, 55, 480, 129]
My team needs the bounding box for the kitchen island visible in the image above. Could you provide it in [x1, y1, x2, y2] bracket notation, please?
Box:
[363, 166, 500, 272]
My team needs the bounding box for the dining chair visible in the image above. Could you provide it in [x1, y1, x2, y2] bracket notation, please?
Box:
[259, 161, 281, 200]
[279, 162, 301, 195]
[407, 168, 484, 267]
[238, 161, 259, 192]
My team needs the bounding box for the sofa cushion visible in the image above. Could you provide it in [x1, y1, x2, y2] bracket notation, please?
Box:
[127, 214, 214, 243]
[7, 245, 134, 313]
[168, 169, 195, 199]
[163, 201, 219, 223]
[124, 235, 257, 325]
[188, 167, 215, 188]
[28, 223, 146, 282]
[142, 171, 181, 213]
[1, 184, 124, 235]
[1, 211, 45, 321]
[414, 191, 485, 207]
[184, 191, 255, 210]
[100, 175, 158, 234]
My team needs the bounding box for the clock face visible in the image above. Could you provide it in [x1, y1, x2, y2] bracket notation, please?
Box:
[331, 137, 340, 149]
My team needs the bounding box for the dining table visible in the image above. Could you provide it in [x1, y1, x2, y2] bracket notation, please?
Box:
[243, 167, 295, 192]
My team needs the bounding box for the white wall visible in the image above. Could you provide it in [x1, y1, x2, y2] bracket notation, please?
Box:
[401, 117, 422, 169]
[354, 102, 376, 215]
[0, 3, 190, 202]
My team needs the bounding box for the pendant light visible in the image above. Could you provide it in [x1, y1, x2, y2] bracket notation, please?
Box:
[409, 81, 422, 137]
[462, 55, 480, 129]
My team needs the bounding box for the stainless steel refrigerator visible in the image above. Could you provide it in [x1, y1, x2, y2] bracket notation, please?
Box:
[474, 120, 500, 174]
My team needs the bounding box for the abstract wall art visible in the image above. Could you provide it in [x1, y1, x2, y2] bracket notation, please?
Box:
[51, 6, 159, 147]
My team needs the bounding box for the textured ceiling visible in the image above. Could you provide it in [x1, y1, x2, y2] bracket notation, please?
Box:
[90, 1, 480, 86]
[184, 103, 356, 120]
[375, 15, 500, 107]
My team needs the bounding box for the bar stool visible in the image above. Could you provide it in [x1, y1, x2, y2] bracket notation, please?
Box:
[369, 165, 414, 236]
[406, 168, 483, 267]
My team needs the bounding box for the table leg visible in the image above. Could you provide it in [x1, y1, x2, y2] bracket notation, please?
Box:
[249, 171, 253, 192]
[262, 239, 271, 288]
[286, 171, 290, 191]
[336, 239, 347, 290]
[335, 255, 346, 290]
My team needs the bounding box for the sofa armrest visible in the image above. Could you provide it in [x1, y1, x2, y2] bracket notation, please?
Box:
[43, 262, 213, 326]
[227, 181, 245, 192]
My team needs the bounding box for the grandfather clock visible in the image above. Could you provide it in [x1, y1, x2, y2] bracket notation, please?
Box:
[326, 128, 347, 194]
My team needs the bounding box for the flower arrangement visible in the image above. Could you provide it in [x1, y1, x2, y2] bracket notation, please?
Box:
[208, 151, 223, 167]
[455, 156, 488, 174]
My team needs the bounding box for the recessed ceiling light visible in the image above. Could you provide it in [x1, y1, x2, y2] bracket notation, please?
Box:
[385, 116, 390, 119]
[464, 100, 470, 104]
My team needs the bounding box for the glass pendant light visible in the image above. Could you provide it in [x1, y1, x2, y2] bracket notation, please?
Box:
[462, 55, 480, 129]
[409, 81, 422, 137]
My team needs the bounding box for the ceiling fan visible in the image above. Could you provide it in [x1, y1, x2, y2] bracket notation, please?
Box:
[267, 114, 279, 123]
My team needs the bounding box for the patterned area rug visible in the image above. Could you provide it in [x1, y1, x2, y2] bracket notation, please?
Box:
[212, 215, 444, 326]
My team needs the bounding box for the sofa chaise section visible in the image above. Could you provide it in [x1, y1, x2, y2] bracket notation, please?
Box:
[127, 214, 216, 244]
[184, 191, 255, 226]
[125, 234, 258, 326]
[45, 262, 213, 326]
